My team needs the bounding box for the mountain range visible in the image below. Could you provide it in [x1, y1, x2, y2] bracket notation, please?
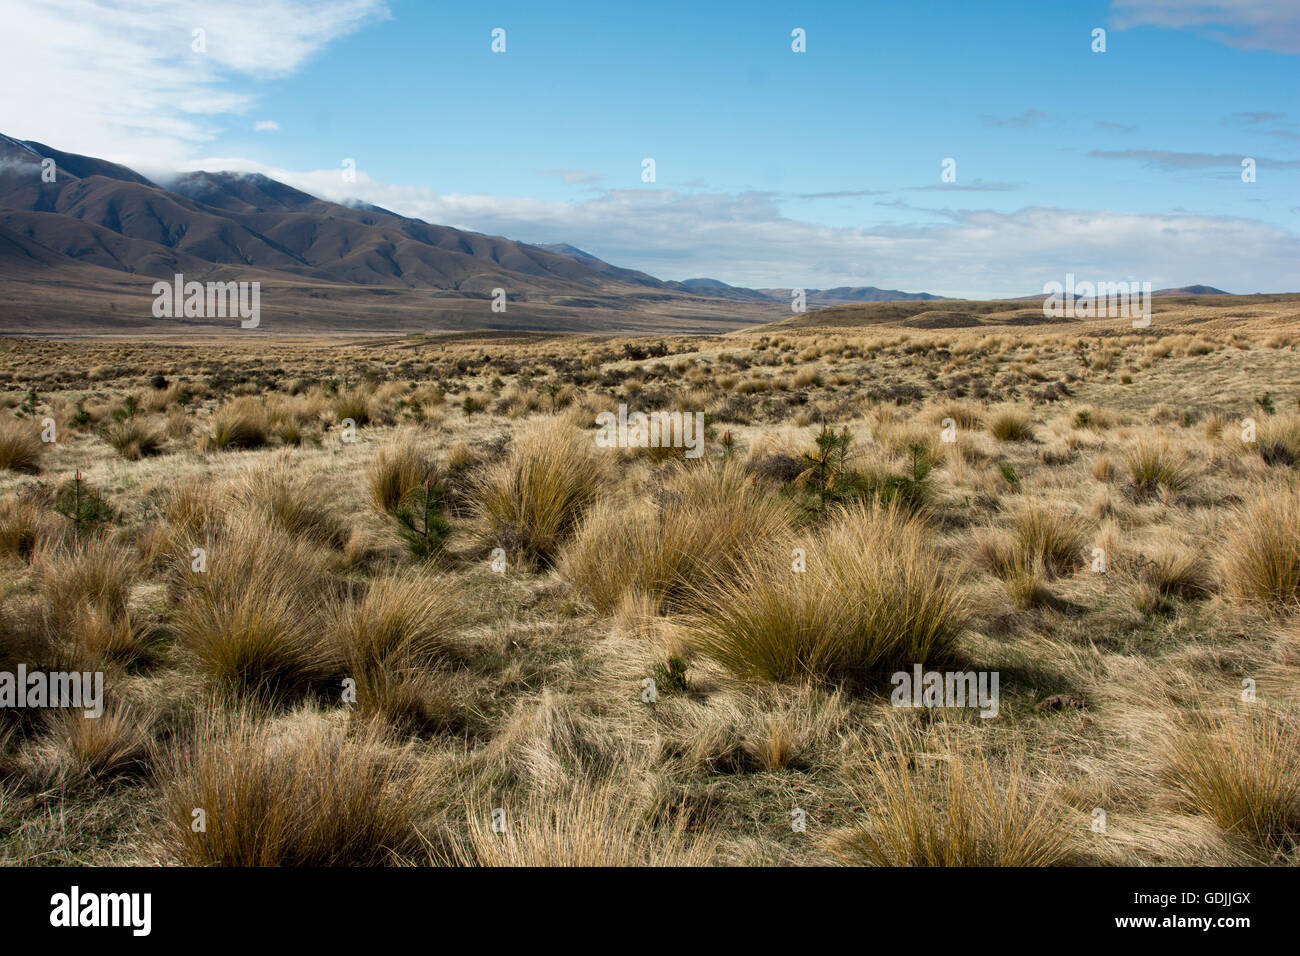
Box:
[0, 134, 1236, 334]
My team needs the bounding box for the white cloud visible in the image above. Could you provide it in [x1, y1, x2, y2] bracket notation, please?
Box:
[1110, 0, 1300, 54]
[0, 0, 387, 166]
[179, 157, 1300, 296]
[253, 120, 281, 132]
[2, 0, 1293, 296]
[537, 169, 603, 185]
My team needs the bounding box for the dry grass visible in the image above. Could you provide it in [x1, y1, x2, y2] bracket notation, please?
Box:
[0, 417, 42, 473]
[0, 493, 56, 559]
[32, 538, 143, 662]
[327, 570, 466, 728]
[1164, 708, 1300, 858]
[1256, 411, 1300, 466]
[158, 705, 427, 865]
[42, 706, 153, 784]
[830, 727, 1072, 866]
[170, 517, 337, 697]
[681, 501, 967, 684]
[988, 409, 1034, 442]
[228, 453, 348, 549]
[332, 387, 375, 427]
[1220, 485, 1300, 610]
[474, 416, 607, 568]
[368, 437, 434, 513]
[1122, 436, 1196, 496]
[562, 458, 796, 613]
[433, 780, 715, 866]
[202, 396, 269, 451]
[330, 569, 464, 670]
[1011, 503, 1088, 577]
[2, 315, 1298, 868]
[35, 538, 135, 618]
[105, 419, 164, 460]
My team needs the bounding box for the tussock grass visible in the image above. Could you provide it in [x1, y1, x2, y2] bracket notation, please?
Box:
[5, 321, 1300, 868]
[43, 706, 152, 784]
[682, 501, 967, 683]
[333, 387, 375, 427]
[1012, 503, 1088, 577]
[161, 475, 222, 538]
[228, 454, 348, 549]
[203, 396, 269, 451]
[1165, 708, 1300, 857]
[1220, 485, 1300, 609]
[791, 366, 823, 388]
[330, 569, 465, 670]
[171, 517, 336, 697]
[1257, 412, 1300, 467]
[562, 458, 796, 614]
[830, 728, 1072, 866]
[105, 419, 164, 460]
[669, 684, 851, 774]
[368, 438, 434, 513]
[347, 668, 458, 734]
[0, 417, 42, 472]
[58, 600, 144, 663]
[975, 505, 1087, 586]
[329, 571, 467, 727]
[34, 539, 142, 660]
[435, 781, 715, 866]
[1090, 454, 1115, 482]
[931, 401, 983, 430]
[1123, 437, 1195, 496]
[159, 705, 427, 865]
[1140, 545, 1212, 601]
[0, 494, 56, 559]
[475, 417, 608, 568]
[1005, 557, 1054, 608]
[989, 409, 1034, 442]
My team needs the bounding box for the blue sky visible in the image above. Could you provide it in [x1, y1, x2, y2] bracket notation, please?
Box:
[1, 0, 1297, 295]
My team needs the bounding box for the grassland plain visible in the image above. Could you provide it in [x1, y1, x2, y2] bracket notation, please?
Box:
[0, 296, 1298, 866]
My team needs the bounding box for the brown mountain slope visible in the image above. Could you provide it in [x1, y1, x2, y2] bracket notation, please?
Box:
[0, 136, 788, 332]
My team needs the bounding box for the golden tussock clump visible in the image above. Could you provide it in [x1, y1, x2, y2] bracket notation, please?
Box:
[170, 516, 337, 697]
[561, 457, 796, 614]
[0, 417, 43, 473]
[1219, 484, 1300, 610]
[1164, 707, 1300, 858]
[158, 705, 428, 866]
[434, 780, 716, 867]
[681, 500, 967, 684]
[474, 416, 609, 568]
[829, 726, 1073, 867]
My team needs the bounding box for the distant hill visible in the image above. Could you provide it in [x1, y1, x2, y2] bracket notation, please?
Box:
[761, 292, 1300, 332]
[533, 242, 666, 288]
[668, 277, 776, 303]
[757, 286, 949, 307]
[0, 135, 785, 333]
[1012, 285, 1234, 302]
[1155, 285, 1230, 296]
[1, 133, 1268, 336]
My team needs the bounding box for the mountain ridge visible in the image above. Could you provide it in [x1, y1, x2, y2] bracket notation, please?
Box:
[0, 135, 1250, 334]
